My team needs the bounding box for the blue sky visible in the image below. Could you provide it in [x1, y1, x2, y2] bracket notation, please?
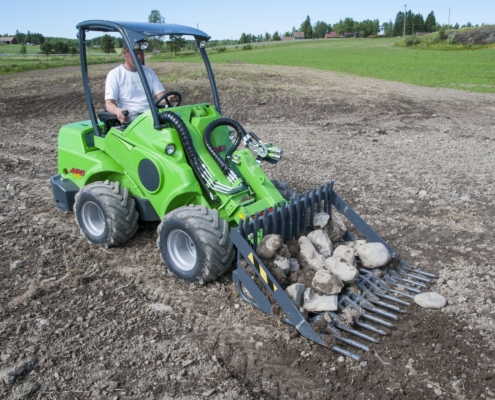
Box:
[1, 1, 493, 40]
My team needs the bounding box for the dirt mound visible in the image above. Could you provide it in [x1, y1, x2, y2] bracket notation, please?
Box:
[451, 25, 495, 45]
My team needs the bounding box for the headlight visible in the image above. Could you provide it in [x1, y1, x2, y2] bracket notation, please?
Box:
[165, 144, 175, 155]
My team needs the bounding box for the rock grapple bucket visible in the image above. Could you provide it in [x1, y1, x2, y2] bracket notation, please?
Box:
[231, 181, 436, 361]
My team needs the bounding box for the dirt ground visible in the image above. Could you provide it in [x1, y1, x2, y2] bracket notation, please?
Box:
[1, 61, 495, 399]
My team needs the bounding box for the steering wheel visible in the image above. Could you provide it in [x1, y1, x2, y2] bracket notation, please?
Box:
[155, 91, 182, 108]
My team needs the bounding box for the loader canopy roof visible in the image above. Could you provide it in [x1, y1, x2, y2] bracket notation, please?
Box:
[76, 20, 211, 43]
[76, 20, 220, 136]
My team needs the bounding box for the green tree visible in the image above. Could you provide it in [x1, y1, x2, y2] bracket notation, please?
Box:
[313, 21, 331, 38]
[300, 15, 313, 38]
[69, 46, 78, 56]
[425, 11, 437, 32]
[167, 35, 186, 55]
[149, 10, 165, 55]
[100, 34, 116, 54]
[384, 20, 394, 37]
[392, 11, 405, 36]
[53, 41, 69, 54]
[19, 43, 27, 54]
[333, 20, 344, 35]
[342, 17, 355, 34]
[148, 10, 165, 23]
[411, 13, 425, 34]
[264, 32, 271, 41]
[40, 42, 52, 56]
[239, 33, 248, 43]
[272, 31, 281, 41]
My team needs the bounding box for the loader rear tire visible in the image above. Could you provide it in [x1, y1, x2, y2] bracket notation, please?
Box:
[157, 205, 235, 284]
[74, 181, 139, 248]
[271, 179, 296, 201]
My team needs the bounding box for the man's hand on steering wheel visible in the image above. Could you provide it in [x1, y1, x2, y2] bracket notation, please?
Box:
[155, 91, 182, 108]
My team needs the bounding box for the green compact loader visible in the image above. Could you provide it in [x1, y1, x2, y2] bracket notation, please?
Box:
[51, 20, 435, 360]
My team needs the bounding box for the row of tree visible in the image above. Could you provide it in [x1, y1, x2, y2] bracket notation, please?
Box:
[238, 10, 484, 43]
[8, 8, 489, 57]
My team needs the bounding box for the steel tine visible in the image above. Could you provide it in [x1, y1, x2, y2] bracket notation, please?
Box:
[366, 298, 406, 313]
[403, 273, 432, 284]
[329, 319, 380, 343]
[347, 292, 399, 320]
[358, 285, 407, 312]
[328, 312, 379, 341]
[383, 275, 422, 294]
[332, 346, 360, 361]
[353, 320, 387, 335]
[339, 297, 394, 328]
[358, 278, 414, 302]
[326, 324, 370, 352]
[387, 270, 427, 288]
[361, 304, 399, 320]
[400, 278, 427, 288]
[372, 292, 412, 305]
[399, 261, 437, 279]
[360, 312, 394, 328]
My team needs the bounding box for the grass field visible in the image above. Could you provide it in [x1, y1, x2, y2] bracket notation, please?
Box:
[0, 43, 41, 54]
[159, 38, 495, 94]
[0, 52, 121, 75]
[2, 39, 494, 93]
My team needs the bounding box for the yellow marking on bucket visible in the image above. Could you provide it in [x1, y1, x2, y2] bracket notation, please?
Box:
[248, 253, 254, 265]
[259, 266, 268, 284]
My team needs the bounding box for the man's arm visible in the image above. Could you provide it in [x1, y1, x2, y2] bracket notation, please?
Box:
[105, 99, 128, 124]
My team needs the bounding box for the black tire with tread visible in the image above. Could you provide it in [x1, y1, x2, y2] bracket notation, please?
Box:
[74, 180, 139, 248]
[157, 204, 235, 284]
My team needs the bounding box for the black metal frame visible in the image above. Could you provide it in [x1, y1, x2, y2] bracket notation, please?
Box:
[75, 20, 221, 136]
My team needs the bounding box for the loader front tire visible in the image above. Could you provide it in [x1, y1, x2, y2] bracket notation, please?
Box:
[74, 181, 139, 248]
[157, 205, 235, 284]
[271, 179, 296, 201]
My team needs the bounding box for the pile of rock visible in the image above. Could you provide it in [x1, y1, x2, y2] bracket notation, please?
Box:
[253, 210, 392, 314]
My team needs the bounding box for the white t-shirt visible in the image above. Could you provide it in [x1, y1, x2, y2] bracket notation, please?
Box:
[105, 64, 165, 115]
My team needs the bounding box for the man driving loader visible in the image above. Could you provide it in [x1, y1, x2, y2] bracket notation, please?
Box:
[104, 40, 178, 124]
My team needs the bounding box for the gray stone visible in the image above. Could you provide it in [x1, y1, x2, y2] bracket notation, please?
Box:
[326, 211, 347, 243]
[312, 269, 344, 295]
[325, 257, 359, 284]
[418, 190, 428, 198]
[10, 260, 27, 270]
[332, 245, 356, 265]
[460, 195, 470, 202]
[0, 357, 36, 384]
[285, 283, 306, 307]
[313, 212, 330, 229]
[414, 292, 447, 309]
[14, 381, 40, 399]
[256, 234, 284, 259]
[149, 303, 174, 313]
[288, 258, 300, 272]
[341, 240, 368, 255]
[356, 242, 391, 269]
[303, 288, 338, 312]
[298, 236, 326, 271]
[273, 256, 291, 276]
[307, 230, 333, 257]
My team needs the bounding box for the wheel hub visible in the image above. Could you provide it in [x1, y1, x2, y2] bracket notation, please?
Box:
[81, 201, 105, 237]
[167, 229, 197, 271]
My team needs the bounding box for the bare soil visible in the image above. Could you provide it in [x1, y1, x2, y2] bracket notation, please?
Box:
[1, 61, 495, 399]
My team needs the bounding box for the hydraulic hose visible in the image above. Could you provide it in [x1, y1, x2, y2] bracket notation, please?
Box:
[203, 118, 247, 177]
[159, 111, 212, 198]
